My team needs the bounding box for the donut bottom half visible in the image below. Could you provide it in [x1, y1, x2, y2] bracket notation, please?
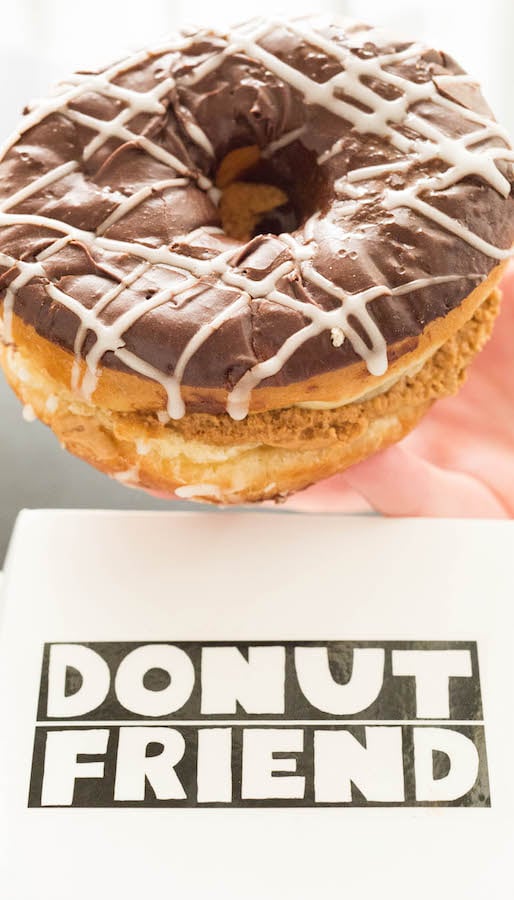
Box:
[0, 289, 500, 505]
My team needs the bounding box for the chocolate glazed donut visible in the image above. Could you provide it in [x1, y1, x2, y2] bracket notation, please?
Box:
[0, 16, 513, 503]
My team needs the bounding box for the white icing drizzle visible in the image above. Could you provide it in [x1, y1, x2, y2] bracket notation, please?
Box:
[0, 15, 512, 423]
[330, 327, 345, 347]
[164, 295, 249, 419]
[71, 260, 152, 394]
[113, 466, 140, 485]
[0, 257, 45, 344]
[225, 271, 483, 419]
[263, 127, 306, 157]
[179, 112, 215, 158]
[50, 270, 203, 403]
[226, 320, 322, 420]
[64, 105, 213, 192]
[22, 403, 36, 422]
[96, 178, 188, 235]
[0, 35, 194, 159]
[383, 188, 512, 259]
[0, 160, 79, 213]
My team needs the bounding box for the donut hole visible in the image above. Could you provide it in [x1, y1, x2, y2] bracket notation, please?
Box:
[216, 144, 323, 242]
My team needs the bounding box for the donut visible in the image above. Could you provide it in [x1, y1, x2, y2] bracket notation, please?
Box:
[1, 16, 513, 504]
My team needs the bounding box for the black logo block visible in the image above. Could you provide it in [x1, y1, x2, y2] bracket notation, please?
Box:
[28, 641, 489, 808]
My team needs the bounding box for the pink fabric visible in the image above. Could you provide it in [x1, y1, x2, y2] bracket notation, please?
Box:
[281, 265, 514, 518]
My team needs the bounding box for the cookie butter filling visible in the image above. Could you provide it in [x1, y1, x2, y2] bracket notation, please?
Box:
[1, 291, 499, 506]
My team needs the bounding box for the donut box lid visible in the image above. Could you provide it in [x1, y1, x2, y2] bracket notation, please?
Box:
[0, 509, 513, 899]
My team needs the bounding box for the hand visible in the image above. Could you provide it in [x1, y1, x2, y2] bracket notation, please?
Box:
[282, 266, 514, 518]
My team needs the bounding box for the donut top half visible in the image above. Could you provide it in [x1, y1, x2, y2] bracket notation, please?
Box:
[0, 16, 513, 419]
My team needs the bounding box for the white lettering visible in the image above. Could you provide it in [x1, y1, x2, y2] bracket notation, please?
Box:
[115, 645, 195, 716]
[242, 729, 304, 799]
[414, 727, 479, 802]
[114, 727, 186, 801]
[295, 648, 385, 714]
[41, 729, 109, 806]
[197, 728, 232, 803]
[392, 650, 472, 718]
[315, 726, 405, 802]
[201, 646, 285, 714]
[47, 645, 110, 718]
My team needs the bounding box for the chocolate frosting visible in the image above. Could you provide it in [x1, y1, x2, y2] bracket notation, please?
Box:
[0, 16, 513, 418]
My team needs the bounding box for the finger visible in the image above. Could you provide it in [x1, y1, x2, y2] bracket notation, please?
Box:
[342, 444, 509, 518]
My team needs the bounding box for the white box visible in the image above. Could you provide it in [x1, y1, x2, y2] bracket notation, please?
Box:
[0, 510, 513, 899]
